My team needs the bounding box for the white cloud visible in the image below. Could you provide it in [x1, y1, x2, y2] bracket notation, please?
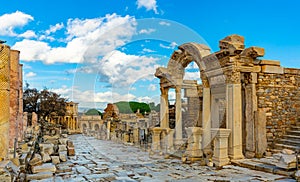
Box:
[98, 50, 160, 87]
[159, 42, 178, 49]
[142, 48, 155, 53]
[45, 23, 64, 35]
[136, 0, 158, 14]
[12, 13, 137, 64]
[52, 86, 136, 105]
[18, 30, 37, 39]
[25, 71, 37, 78]
[183, 71, 200, 80]
[148, 84, 156, 91]
[0, 11, 34, 36]
[159, 21, 171, 26]
[139, 28, 156, 34]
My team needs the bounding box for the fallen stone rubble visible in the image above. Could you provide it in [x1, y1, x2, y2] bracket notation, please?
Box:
[4, 122, 75, 181]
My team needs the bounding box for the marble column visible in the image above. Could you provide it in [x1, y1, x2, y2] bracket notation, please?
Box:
[226, 84, 244, 160]
[211, 128, 231, 167]
[160, 87, 169, 129]
[107, 121, 111, 140]
[202, 87, 211, 153]
[175, 86, 182, 144]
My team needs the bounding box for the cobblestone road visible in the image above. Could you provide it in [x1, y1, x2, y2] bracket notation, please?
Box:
[50, 134, 295, 182]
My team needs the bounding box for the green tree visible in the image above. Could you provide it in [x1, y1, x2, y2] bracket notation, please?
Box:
[23, 86, 68, 121]
[114, 101, 151, 114]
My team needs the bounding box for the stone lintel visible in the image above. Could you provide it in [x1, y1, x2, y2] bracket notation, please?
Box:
[259, 60, 280, 66]
[284, 68, 300, 75]
[261, 65, 284, 74]
[239, 65, 261, 73]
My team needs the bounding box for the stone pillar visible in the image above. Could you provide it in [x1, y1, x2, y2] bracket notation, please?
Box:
[202, 87, 211, 153]
[175, 86, 182, 144]
[0, 44, 11, 160]
[133, 128, 139, 144]
[107, 121, 111, 140]
[255, 109, 267, 157]
[23, 112, 28, 131]
[151, 127, 162, 152]
[9, 50, 20, 148]
[160, 87, 169, 128]
[166, 128, 174, 153]
[226, 84, 244, 160]
[185, 127, 203, 160]
[18, 64, 23, 141]
[32, 112, 38, 127]
[211, 128, 231, 167]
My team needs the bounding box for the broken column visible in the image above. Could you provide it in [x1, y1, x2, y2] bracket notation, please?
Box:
[0, 43, 10, 160]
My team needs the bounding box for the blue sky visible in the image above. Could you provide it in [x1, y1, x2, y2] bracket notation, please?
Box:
[1, 0, 300, 111]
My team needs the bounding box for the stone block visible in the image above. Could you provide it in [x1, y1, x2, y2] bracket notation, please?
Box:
[51, 156, 60, 165]
[39, 143, 54, 155]
[260, 60, 280, 66]
[29, 154, 43, 166]
[59, 138, 68, 145]
[41, 152, 51, 163]
[67, 147, 75, 156]
[59, 152, 67, 162]
[67, 140, 74, 147]
[58, 145, 67, 152]
[261, 65, 284, 74]
[31, 163, 56, 174]
[26, 172, 53, 180]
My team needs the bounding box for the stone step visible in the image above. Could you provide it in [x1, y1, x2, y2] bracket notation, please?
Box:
[274, 143, 300, 151]
[286, 130, 300, 136]
[290, 125, 300, 130]
[277, 138, 300, 146]
[283, 134, 300, 140]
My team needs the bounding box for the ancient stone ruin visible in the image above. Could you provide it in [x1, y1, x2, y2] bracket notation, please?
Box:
[153, 34, 300, 166]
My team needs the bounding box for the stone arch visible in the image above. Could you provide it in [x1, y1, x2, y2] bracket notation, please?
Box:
[155, 42, 214, 147]
[94, 124, 100, 131]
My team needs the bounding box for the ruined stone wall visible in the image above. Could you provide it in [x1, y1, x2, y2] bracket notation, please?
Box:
[256, 67, 300, 146]
[0, 44, 10, 160]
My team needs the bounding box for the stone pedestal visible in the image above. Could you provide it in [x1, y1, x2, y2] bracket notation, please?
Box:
[151, 127, 163, 152]
[211, 128, 231, 167]
[166, 128, 174, 153]
[185, 127, 203, 160]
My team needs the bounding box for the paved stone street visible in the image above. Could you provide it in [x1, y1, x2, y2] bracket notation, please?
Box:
[41, 134, 295, 182]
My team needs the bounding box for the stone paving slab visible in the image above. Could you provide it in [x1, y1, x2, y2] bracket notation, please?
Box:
[50, 134, 296, 182]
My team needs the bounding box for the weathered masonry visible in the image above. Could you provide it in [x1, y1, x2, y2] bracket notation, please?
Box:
[0, 41, 24, 160]
[154, 34, 300, 166]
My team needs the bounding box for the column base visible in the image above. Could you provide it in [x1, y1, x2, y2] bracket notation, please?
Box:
[212, 156, 230, 167]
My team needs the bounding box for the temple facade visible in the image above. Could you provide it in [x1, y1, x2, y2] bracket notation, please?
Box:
[153, 34, 300, 166]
